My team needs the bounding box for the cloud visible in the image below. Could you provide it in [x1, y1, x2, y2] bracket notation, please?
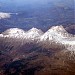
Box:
[0, 12, 11, 19]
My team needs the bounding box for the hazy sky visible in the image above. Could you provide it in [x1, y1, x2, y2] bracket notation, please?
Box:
[0, 0, 50, 4]
[0, 0, 74, 12]
[0, 0, 73, 5]
[0, 0, 74, 6]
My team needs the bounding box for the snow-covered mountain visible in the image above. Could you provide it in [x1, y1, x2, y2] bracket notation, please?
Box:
[0, 25, 75, 75]
[40, 25, 75, 44]
[40, 25, 75, 51]
[1, 27, 44, 40]
[25, 27, 43, 40]
[40, 25, 73, 41]
[2, 28, 26, 38]
[0, 25, 75, 51]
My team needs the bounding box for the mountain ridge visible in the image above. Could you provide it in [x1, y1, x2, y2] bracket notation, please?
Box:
[0, 25, 75, 51]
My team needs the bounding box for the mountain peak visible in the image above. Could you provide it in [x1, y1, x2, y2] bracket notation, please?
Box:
[26, 27, 43, 40]
[40, 25, 72, 42]
[29, 27, 39, 31]
[2, 28, 25, 35]
[27, 27, 43, 36]
[48, 25, 72, 38]
[28, 27, 43, 33]
[49, 25, 66, 32]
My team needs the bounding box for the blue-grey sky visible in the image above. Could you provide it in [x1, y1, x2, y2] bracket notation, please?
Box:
[0, 0, 74, 12]
[0, 0, 74, 5]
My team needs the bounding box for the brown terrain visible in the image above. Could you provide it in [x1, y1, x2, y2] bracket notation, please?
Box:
[0, 27, 75, 75]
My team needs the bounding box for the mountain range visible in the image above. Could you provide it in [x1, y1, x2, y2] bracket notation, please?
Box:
[0, 0, 75, 74]
[0, 25, 75, 75]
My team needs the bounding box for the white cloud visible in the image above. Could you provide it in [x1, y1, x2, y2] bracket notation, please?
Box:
[0, 12, 11, 19]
